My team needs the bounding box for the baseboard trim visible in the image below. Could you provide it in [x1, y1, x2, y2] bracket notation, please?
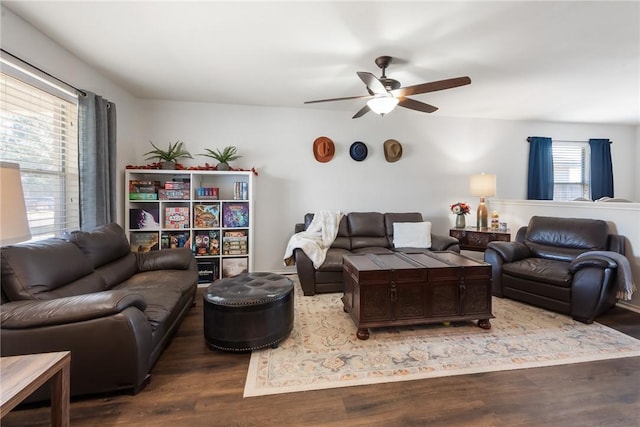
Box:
[617, 301, 640, 314]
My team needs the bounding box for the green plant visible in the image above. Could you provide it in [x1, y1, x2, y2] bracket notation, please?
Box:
[200, 146, 242, 164]
[144, 141, 193, 162]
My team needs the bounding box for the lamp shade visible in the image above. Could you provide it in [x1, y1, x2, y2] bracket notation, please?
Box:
[1, 162, 32, 245]
[367, 96, 399, 115]
[469, 173, 497, 197]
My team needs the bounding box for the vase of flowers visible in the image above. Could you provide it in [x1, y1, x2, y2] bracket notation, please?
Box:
[450, 202, 471, 228]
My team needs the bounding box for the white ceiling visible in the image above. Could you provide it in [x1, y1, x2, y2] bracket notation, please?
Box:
[4, 1, 640, 125]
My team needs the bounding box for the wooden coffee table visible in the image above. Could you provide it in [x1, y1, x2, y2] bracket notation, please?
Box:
[342, 251, 493, 339]
[0, 351, 71, 426]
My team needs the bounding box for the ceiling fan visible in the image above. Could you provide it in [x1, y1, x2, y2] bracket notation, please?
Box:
[304, 56, 471, 119]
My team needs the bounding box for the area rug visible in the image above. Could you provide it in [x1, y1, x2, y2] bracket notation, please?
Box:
[244, 279, 640, 397]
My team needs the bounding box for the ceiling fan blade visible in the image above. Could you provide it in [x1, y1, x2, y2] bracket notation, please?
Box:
[352, 104, 370, 119]
[391, 76, 471, 97]
[357, 71, 388, 95]
[304, 94, 372, 104]
[398, 97, 438, 113]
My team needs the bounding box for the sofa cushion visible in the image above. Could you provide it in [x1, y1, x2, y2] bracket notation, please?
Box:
[114, 269, 196, 298]
[384, 212, 423, 236]
[1, 238, 106, 300]
[65, 223, 131, 268]
[503, 258, 572, 287]
[348, 212, 388, 249]
[525, 216, 608, 262]
[317, 248, 351, 272]
[393, 222, 432, 248]
[96, 254, 138, 289]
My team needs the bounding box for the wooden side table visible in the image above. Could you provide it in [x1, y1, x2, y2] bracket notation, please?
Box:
[1, 351, 71, 427]
[449, 227, 511, 251]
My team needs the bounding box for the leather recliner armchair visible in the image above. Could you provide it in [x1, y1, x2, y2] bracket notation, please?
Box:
[484, 216, 626, 324]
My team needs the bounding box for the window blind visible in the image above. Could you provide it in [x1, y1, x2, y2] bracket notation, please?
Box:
[552, 142, 590, 201]
[0, 72, 80, 240]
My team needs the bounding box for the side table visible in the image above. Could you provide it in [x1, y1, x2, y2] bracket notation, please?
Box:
[0, 351, 71, 427]
[450, 227, 511, 251]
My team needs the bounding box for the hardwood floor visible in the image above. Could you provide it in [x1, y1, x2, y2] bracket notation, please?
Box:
[4, 290, 640, 427]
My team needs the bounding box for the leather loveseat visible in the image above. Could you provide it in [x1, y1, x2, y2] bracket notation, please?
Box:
[0, 223, 198, 400]
[484, 216, 626, 323]
[293, 212, 460, 296]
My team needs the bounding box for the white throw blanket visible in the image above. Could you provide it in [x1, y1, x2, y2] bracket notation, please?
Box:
[576, 251, 637, 300]
[283, 210, 344, 269]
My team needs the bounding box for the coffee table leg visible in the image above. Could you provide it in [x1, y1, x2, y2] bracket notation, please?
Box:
[356, 328, 370, 340]
[477, 319, 491, 329]
[50, 360, 70, 427]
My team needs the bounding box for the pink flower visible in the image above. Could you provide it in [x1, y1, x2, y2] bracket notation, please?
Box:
[450, 202, 471, 215]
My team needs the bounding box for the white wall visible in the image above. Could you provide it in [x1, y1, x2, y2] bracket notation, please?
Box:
[3, 5, 639, 308]
[1, 6, 143, 209]
[137, 101, 638, 275]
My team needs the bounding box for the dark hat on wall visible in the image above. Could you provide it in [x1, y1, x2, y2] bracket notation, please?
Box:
[383, 139, 403, 162]
[349, 141, 368, 161]
[313, 136, 335, 163]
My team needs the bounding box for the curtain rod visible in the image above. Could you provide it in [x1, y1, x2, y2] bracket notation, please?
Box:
[527, 137, 613, 144]
[0, 48, 86, 97]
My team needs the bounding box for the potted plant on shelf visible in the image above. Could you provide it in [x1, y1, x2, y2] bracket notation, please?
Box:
[144, 141, 193, 169]
[200, 146, 242, 171]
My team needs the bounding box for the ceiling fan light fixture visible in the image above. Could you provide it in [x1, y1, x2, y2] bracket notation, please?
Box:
[367, 96, 399, 116]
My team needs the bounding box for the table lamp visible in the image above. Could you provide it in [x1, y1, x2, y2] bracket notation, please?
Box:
[469, 173, 496, 229]
[1, 162, 32, 245]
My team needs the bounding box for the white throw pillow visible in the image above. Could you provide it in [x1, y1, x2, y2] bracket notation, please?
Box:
[393, 222, 432, 248]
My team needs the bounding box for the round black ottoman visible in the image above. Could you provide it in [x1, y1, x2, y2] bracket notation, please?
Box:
[203, 272, 294, 351]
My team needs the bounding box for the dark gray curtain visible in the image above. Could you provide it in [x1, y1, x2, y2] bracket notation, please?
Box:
[527, 136, 553, 200]
[78, 91, 117, 230]
[588, 138, 614, 200]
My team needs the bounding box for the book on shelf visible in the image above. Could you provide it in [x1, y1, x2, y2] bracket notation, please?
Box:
[129, 192, 158, 200]
[164, 207, 190, 229]
[130, 232, 159, 252]
[193, 204, 220, 228]
[160, 231, 191, 249]
[158, 189, 190, 200]
[196, 259, 219, 284]
[164, 180, 190, 190]
[193, 230, 221, 256]
[233, 182, 248, 200]
[129, 180, 160, 193]
[222, 230, 248, 255]
[222, 257, 248, 278]
[196, 187, 219, 200]
[222, 202, 249, 227]
[129, 208, 160, 230]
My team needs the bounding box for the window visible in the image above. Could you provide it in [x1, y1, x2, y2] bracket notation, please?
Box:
[552, 142, 590, 201]
[0, 72, 80, 240]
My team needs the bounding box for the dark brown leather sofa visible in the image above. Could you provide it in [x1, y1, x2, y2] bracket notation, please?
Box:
[293, 212, 460, 296]
[0, 223, 198, 401]
[484, 216, 626, 323]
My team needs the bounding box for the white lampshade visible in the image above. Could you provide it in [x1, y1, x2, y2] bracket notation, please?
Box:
[1, 162, 32, 245]
[367, 96, 399, 115]
[469, 173, 497, 197]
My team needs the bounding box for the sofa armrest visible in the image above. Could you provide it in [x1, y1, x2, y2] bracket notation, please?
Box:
[568, 255, 617, 273]
[430, 234, 460, 252]
[136, 247, 194, 272]
[569, 255, 618, 323]
[1, 291, 146, 329]
[294, 222, 306, 233]
[486, 241, 531, 263]
[294, 248, 317, 296]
